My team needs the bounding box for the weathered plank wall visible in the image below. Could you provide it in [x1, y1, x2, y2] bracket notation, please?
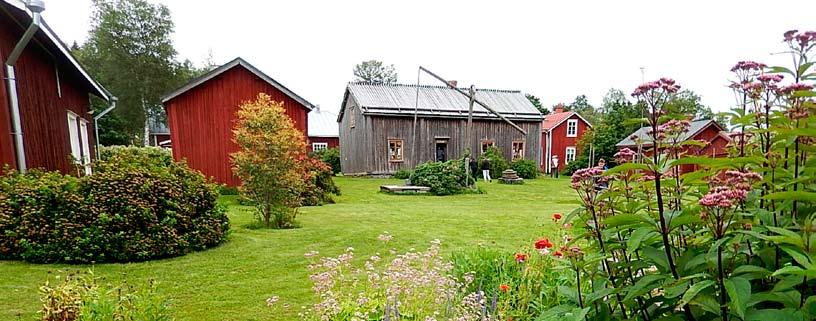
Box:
[338, 94, 369, 174]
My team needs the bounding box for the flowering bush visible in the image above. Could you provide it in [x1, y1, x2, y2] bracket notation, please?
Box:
[540, 30, 816, 320]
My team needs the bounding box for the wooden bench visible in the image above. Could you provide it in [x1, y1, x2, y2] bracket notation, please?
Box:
[380, 185, 431, 194]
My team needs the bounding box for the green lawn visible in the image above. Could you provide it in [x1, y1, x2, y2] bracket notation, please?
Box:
[0, 177, 578, 321]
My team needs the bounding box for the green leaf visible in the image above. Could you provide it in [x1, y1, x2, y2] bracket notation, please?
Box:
[766, 226, 805, 247]
[604, 214, 650, 228]
[724, 276, 751, 319]
[745, 308, 803, 321]
[642, 246, 669, 272]
[680, 279, 714, 305]
[731, 265, 771, 280]
[571, 307, 591, 321]
[765, 191, 816, 202]
[772, 265, 806, 277]
[624, 274, 667, 302]
[780, 246, 813, 269]
[627, 227, 657, 253]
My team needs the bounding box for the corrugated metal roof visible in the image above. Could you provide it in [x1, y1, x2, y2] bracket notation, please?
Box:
[616, 119, 720, 147]
[346, 83, 542, 121]
[542, 111, 592, 131]
[308, 108, 338, 137]
[148, 114, 169, 134]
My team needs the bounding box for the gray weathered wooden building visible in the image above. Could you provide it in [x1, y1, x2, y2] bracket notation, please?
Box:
[337, 83, 543, 175]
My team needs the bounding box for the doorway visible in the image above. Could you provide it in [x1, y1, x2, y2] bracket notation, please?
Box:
[435, 141, 447, 162]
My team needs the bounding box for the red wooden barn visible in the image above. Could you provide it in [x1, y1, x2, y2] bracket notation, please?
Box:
[307, 108, 339, 152]
[162, 57, 314, 186]
[1, 0, 111, 175]
[616, 119, 731, 173]
[541, 105, 592, 173]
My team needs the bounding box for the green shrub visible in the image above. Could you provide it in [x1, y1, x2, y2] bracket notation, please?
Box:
[409, 160, 471, 195]
[393, 168, 413, 179]
[0, 147, 230, 263]
[481, 146, 509, 178]
[311, 147, 341, 174]
[561, 157, 588, 176]
[218, 185, 239, 195]
[511, 159, 539, 179]
[39, 270, 173, 321]
[301, 156, 340, 206]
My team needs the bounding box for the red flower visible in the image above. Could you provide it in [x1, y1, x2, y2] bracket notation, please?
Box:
[552, 250, 563, 258]
[514, 253, 527, 263]
[499, 284, 510, 292]
[552, 213, 562, 221]
[534, 238, 553, 250]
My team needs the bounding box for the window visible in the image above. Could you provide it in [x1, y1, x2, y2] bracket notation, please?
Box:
[566, 119, 578, 137]
[312, 142, 328, 151]
[481, 140, 495, 153]
[388, 139, 404, 162]
[349, 106, 356, 129]
[565, 147, 576, 164]
[512, 140, 525, 160]
[67, 112, 92, 175]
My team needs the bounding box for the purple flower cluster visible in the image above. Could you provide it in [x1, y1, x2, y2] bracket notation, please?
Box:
[614, 148, 636, 164]
[778, 83, 814, 95]
[631, 78, 681, 97]
[730, 61, 766, 72]
[699, 170, 762, 208]
[757, 74, 784, 83]
[571, 167, 604, 190]
[784, 30, 816, 49]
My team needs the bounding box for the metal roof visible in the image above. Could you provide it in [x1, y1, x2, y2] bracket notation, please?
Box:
[1, 0, 110, 101]
[542, 111, 592, 131]
[161, 57, 314, 110]
[308, 108, 338, 137]
[616, 119, 722, 147]
[342, 83, 542, 121]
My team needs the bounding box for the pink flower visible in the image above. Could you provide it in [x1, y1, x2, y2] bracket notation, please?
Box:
[778, 83, 814, 95]
[614, 148, 636, 164]
[784, 30, 798, 41]
[563, 223, 572, 229]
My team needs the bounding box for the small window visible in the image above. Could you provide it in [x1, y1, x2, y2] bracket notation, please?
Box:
[481, 140, 495, 153]
[512, 140, 525, 160]
[566, 119, 578, 137]
[565, 147, 576, 164]
[349, 106, 356, 129]
[312, 142, 328, 151]
[388, 139, 404, 162]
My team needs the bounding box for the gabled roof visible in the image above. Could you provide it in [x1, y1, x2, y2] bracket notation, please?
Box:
[308, 108, 338, 137]
[616, 119, 724, 147]
[542, 111, 592, 131]
[339, 83, 542, 121]
[161, 57, 314, 110]
[1, 0, 110, 101]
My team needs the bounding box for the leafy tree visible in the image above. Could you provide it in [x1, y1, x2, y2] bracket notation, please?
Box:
[664, 89, 714, 119]
[525, 94, 549, 115]
[74, 0, 201, 145]
[353, 60, 397, 84]
[231, 94, 307, 229]
[566, 95, 601, 125]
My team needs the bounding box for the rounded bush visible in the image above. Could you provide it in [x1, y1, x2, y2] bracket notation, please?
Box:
[409, 160, 471, 195]
[511, 159, 539, 179]
[0, 147, 230, 263]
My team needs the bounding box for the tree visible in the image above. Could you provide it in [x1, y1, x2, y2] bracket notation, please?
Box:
[566, 95, 600, 125]
[231, 94, 307, 229]
[525, 94, 549, 115]
[353, 60, 397, 84]
[74, 0, 200, 145]
[664, 89, 714, 119]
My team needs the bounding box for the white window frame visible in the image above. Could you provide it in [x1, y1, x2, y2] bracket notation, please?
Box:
[565, 146, 576, 164]
[67, 112, 92, 175]
[67, 112, 81, 162]
[388, 139, 404, 162]
[566, 119, 578, 137]
[312, 142, 328, 151]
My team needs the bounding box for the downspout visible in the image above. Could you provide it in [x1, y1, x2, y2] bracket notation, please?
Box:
[546, 130, 552, 173]
[93, 96, 117, 159]
[4, 0, 46, 173]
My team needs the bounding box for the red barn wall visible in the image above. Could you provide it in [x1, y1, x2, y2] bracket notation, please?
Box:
[165, 65, 309, 186]
[0, 15, 94, 174]
[308, 136, 339, 149]
[542, 114, 590, 171]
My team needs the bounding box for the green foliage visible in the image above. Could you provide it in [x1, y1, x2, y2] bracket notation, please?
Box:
[232, 94, 307, 229]
[311, 148, 341, 174]
[393, 168, 413, 179]
[353, 60, 397, 84]
[451, 247, 569, 320]
[0, 147, 229, 263]
[511, 159, 539, 179]
[409, 160, 471, 195]
[548, 31, 816, 321]
[300, 156, 340, 206]
[482, 146, 509, 178]
[526, 93, 550, 115]
[74, 0, 204, 145]
[39, 271, 173, 321]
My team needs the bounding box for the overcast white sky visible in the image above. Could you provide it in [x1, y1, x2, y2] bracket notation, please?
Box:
[41, 0, 815, 114]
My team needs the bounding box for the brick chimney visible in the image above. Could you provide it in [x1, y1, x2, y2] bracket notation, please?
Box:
[554, 104, 565, 113]
[447, 80, 458, 88]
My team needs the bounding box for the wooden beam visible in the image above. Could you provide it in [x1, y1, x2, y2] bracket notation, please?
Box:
[419, 66, 526, 135]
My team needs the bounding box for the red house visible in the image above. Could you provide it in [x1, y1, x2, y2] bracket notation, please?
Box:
[307, 107, 339, 152]
[541, 105, 592, 173]
[616, 119, 730, 173]
[162, 57, 314, 186]
[1, 0, 111, 175]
